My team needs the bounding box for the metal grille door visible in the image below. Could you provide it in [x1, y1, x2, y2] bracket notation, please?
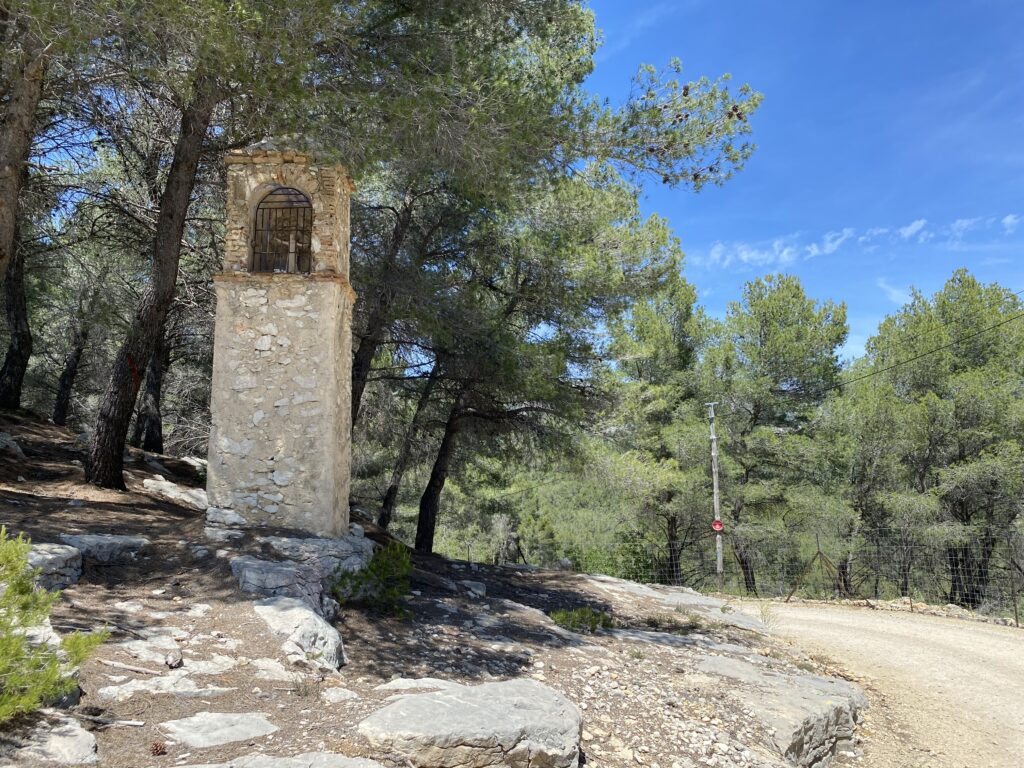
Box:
[252, 187, 313, 273]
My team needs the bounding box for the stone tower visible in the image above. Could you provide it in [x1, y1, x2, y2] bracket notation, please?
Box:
[206, 142, 355, 538]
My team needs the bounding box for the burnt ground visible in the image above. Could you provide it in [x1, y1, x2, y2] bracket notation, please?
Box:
[0, 412, 875, 768]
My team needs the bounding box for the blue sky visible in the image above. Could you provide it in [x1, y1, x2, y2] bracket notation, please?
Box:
[585, 1, 1024, 357]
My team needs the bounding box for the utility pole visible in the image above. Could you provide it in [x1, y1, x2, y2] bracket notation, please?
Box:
[706, 402, 724, 593]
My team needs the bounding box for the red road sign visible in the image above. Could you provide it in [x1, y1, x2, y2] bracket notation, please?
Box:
[711, 519, 724, 532]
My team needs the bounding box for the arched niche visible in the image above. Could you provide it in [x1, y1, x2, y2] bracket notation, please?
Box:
[251, 186, 313, 273]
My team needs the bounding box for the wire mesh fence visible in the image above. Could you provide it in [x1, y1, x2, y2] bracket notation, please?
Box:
[565, 526, 1023, 626]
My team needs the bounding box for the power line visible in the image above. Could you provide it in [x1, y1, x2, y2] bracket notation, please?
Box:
[863, 286, 1024, 355]
[836, 308, 1024, 391]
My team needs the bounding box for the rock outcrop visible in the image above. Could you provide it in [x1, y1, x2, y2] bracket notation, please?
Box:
[185, 753, 384, 768]
[160, 711, 278, 748]
[694, 655, 867, 767]
[143, 476, 210, 510]
[357, 679, 582, 768]
[59, 533, 150, 564]
[252, 596, 346, 671]
[28, 543, 82, 589]
[7, 710, 97, 765]
[229, 529, 373, 617]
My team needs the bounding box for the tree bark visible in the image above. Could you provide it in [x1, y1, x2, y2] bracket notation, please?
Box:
[378, 358, 441, 529]
[351, 197, 414, 424]
[52, 321, 89, 426]
[835, 553, 854, 598]
[0, 30, 47, 282]
[665, 513, 682, 586]
[130, 330, 168, 453]
[415, 392, 464, 554]
[0, 220, 32, 409]
[737, 550, 758, 595]
[85, 80, 218, 488]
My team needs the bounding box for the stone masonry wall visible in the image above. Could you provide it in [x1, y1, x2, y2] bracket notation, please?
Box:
[206, 273, 353, 537]
[207, 147, 356, 539]
[223, 148, 353, 277]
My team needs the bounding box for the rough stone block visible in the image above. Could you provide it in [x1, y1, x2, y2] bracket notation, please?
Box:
[28, 543, 82, 590]
[357, 679, 582, 768]
[252, 596, 346, 671]
[59, 534, 150, 564]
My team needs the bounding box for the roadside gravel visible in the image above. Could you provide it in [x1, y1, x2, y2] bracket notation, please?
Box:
[753, 602, 1024, 768]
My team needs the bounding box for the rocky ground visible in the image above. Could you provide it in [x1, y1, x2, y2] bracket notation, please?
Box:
[0, 413, 871, 768]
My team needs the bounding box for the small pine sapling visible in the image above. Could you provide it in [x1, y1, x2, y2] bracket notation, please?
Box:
[0, 527, 108, 724]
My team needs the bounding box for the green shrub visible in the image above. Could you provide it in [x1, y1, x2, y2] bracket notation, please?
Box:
[0, 527, 108, 724]
[331, 542, 412, 615]
[549, 606, 615, 633]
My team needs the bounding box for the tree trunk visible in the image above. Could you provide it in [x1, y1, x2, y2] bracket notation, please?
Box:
[0, 221, 32, 409]
[378, 359, 441, 529]
[85, 80, 217, 488]
[730, 490, 758, 595]
[897, 554, 911, 598]
[0, 30, 46, 282]
[665, 513, 682, 586]
[414, 393, 464, 554]
[737, 549, 758, 595]
[130, 330, 168, 453]
[835, 554, 854, 598]
[52, 321, 89, 426]
[351, 197, 414, 425]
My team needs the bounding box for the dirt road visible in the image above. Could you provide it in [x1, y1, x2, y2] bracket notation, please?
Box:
[758, 603, 1023, 768]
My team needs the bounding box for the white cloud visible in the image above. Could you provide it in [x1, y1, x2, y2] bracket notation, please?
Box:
[595, 3, 676, 61]
[949, 217, 981, 244]
[897, 219, 928, 240]
[876, 278, 911, 306]
[704, 238, 798, 269]
[698, 212, 1018, 272]
[806, 228, 854, 258]
[858, 227, 889, 244]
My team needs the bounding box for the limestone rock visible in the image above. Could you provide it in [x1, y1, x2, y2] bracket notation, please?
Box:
[374, 677, 463, 692]
[143, 475, 209, 510]
[98, 672, 235, 702]
[262, 531, 374, 578]
[206, 526, 244, 542]
[207, 506, 249, 526]
[59, 533, 150, 564]
[159, 711, 277, 748]
[252, 596, 346, 671]
[694, 654, 867, 767]
[357, 678, 582, 768]
[252, 657, 302, 681]
[321, 686, 360, 703]
[184, 752, 383, 768]
[27, 543, 82, 590]
[230, 531, 372, 616]
[0, 431, 26, 459]
[458, 580, 486, 598]
[11, 710, 97, 764]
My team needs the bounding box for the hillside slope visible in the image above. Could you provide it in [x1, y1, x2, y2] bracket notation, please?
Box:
[0, 413, 868, 768]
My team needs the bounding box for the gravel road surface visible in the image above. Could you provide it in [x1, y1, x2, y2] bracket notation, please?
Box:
[759, 603, 1023, 768]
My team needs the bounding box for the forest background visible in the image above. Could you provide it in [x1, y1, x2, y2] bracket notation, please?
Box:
[2, 0, 1021, 614]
